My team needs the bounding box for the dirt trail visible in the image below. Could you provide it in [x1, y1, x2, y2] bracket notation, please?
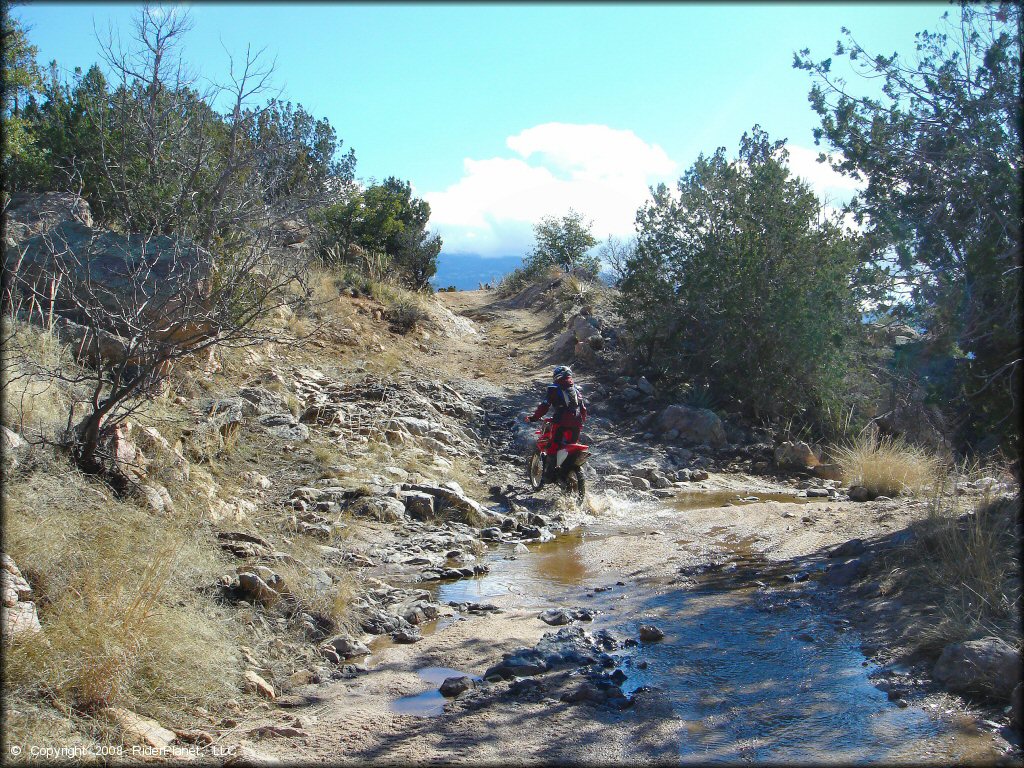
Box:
[229, 290, 1011, 765]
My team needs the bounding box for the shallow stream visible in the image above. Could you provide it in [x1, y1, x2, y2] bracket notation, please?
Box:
[423, 490, 1003, 763]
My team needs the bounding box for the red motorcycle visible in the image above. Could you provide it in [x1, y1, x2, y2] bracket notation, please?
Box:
[527, 417, 589, 503]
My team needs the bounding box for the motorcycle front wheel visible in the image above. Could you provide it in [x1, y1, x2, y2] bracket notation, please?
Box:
[528, 449, 545, 491]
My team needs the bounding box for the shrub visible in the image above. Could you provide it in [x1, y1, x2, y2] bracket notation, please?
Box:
[833, 434, 938, 497]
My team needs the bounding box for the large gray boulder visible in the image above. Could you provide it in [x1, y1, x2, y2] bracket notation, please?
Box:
[7, 218, 212, 339]
[933, 637, 1020, 702]
[655, 404, 727, 448]
[4, 191, 93, 243]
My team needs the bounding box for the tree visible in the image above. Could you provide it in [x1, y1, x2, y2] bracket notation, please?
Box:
[526, 209, 599, 278]
[1, 10, 43, 189]
[312, 176, 440, 290]
[794, 2, 1022, 454]
[597, 234, 637, 286]
[617, 127, 862, 425]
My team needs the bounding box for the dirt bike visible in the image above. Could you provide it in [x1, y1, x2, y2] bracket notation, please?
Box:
[526, 417, 588, 504]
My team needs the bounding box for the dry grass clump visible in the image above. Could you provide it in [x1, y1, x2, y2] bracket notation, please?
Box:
[834, 434, 938, 497]
[907, 467, 1021, 652]
[865, 460, 1021, 656]
[3, 449, 240, 733]
[385, 293, 430, 334]
[1, 320, 79, 438]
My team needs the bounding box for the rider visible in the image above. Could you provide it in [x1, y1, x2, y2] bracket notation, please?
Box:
[525, 365, 587, 477]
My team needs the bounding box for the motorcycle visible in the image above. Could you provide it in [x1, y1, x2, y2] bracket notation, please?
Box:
[526, 417, 589, 504]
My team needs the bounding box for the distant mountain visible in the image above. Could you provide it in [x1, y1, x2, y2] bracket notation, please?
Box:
[431, 253, 523, 291]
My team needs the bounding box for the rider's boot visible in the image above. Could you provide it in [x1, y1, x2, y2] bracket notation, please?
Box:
[544, 452, 558, 480]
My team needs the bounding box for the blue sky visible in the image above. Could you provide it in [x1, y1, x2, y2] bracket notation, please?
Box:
[16, 2, 957, 255]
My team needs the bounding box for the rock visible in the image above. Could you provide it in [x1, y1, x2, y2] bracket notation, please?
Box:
[236, 568, 285, 608]
[513, 543, 530, 555]
[629, 476, 652, 491]
[933, 637, 1020, 702]
[813, 463, 844, 481]
[275, 218, 310, 246]
[139, 483, 175, 515]
[400, 491, 436, 520]
[258, 413, 309, 442]
[539, 609, 573, 626]
[848, 485, 872, 502]
[655, 405, 727, 448]
[185, 401, 244, 460]
[829, 539, 866, 558]
[1011, 682, 1023, 729]
[639, 624, 665, 642]
[243, 670, 276, 700]
[238, 386, 291, 416]
[99, 707, 176, 749]
[774, 441, 819, 469]
[635, 376, 656, 396]
[240, 470, 273, 490]
[5, 191, 94, 239]
[347, 495, 407, 523]
[322, 635, 370, 661]
[806, 488, 829, 498]
[439, 676, 476, 698]
[552, 330, 577, 360]
[405, 483, 501, 526]
[1, 426, 28, 469]
[571, 315, 601, 344]
[689, 469, 709, 482]
[391, 629, 422, 644]
[1, 555, 42, 641]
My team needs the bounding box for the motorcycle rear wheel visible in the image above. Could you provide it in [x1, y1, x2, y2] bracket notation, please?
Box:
[528, 449, 545, 491]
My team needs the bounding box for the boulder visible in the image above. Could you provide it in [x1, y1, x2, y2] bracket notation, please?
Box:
[8, 214, 213, 342]
[238, 386, 291, 416]
[656, 405, 727, 448]
[1, 426, 28, 469]
[813, 463, 844, 481]
[571, 315, 601, 343]
[635, 376, 655, 396]
[258, 413, 309, 442]
[347, 496, 406, 523]
[400, 491, 435, 520]
[236, 568, 285, 608]
[848, 485, 872, 502]
[243, 670, 276, 700]
[99, 707, 176, 749]
[774, 441, 819, 469]
[639, 624, 665, 642]
[539, 609, 573, 626]
[439, 676, 476, 698]
[552, 330, 577, 361]
[322, 635, 370, 661]
[933, 637, 1020, 702]
[4, 191, 94, 241]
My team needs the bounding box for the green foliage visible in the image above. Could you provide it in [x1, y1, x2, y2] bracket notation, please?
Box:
[525, 209, 599, 278]
[313, 176, 441, 291]
[5, 6, 354, 249]
[795, 4, 1022, 456]
[1, 11, 44, 185]
[617, 126, 862, 426]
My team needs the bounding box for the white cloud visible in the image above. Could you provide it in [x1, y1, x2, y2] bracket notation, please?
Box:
[784, 144, 863, 203]
[425, 123, 677, 256]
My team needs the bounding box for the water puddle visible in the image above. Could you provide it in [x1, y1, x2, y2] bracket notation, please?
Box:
[388, 667, 478, 718]
[423, 495, 1004, 762]
[673, 490, 816, 512]
[432, 528, 609, 608]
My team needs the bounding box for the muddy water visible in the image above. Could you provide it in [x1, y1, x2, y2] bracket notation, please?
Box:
[432, 492, 1003, 763]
